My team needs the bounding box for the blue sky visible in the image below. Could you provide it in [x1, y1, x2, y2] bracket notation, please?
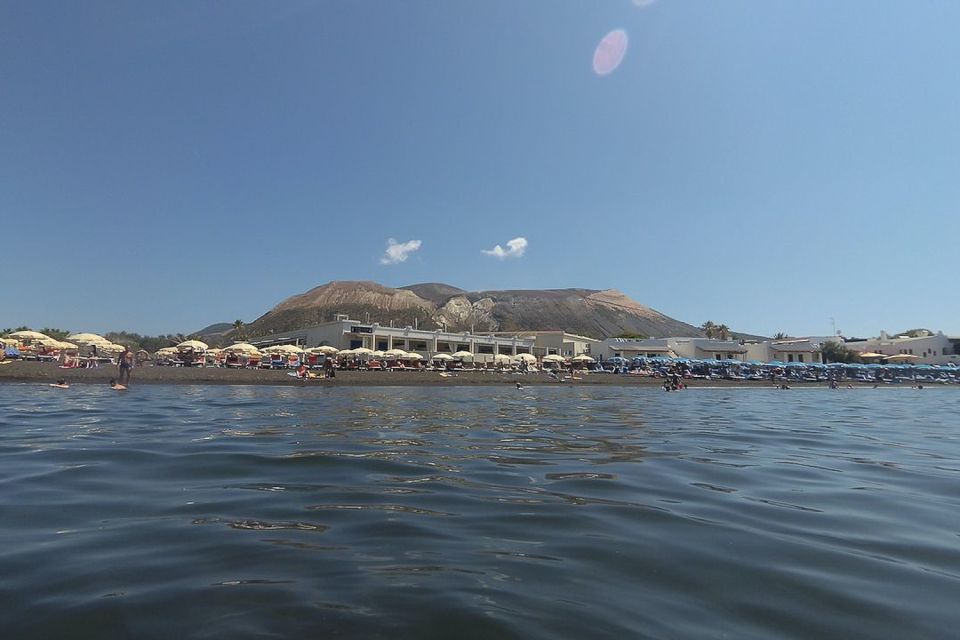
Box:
[3, 1, 958, 338]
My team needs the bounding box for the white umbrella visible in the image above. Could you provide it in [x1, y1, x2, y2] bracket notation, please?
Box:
[511, 353, 537, 363]
[313, 345, 339, 355]
[401, 353, 423, 360]
[351, 347, 374, 356]
[493, 354, 512, 364]
[542, 354, 566, 363]
[572, 354, 596, 363]
[9, 330, 51, 341]
[66, 333, 109, 344]
[177, 340, 209, 351]
[338, 349, 355, 357]
[372, 350, 386, 358]
[156, 347, 179, 357]
[224, 342, 259, 354]
[384, 348, 408, 358]
[452, 351, 474, 359]
[432, 353, 453, 361]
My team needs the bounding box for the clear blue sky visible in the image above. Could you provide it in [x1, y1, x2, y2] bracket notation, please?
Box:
[3, 1, 958, 338]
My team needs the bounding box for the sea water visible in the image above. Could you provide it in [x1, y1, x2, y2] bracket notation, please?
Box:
[1, 384, 958, 639]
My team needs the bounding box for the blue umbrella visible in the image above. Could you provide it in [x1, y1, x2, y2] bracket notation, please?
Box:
[784, 361, 807, 368]
[767, 360, 786, 367]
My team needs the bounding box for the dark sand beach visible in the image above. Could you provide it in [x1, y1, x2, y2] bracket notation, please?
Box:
[0, 360, 864, 388]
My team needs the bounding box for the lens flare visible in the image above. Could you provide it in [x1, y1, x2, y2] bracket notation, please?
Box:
[592, 29, 628, 76]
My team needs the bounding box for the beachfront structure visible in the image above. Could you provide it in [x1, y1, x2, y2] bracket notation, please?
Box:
[597, 337, 748, 361]
[249, 316, 535, 360]
[843, 331, 960, 365]
[491, 331, 603, 358]
[743, 336, 839, 364]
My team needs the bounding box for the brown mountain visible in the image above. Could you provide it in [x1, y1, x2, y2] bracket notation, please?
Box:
[241, 280, 705, 339]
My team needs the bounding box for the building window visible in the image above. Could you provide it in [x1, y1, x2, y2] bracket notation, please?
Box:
[477, 344, 494, 354]
[516, 347, 530, 354]
[788, 354, 794, 362]
[715, 353, 721, 360]
[377, 340, 388, 351]
[436, 342, 451, 352]
[456, 343, 469, 352]
[411, 341, 427, 351]
[909, 349, 913, 354]
[798, 354, 804, 363]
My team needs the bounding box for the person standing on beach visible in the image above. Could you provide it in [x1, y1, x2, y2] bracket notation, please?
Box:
[117, 346, 133, 386]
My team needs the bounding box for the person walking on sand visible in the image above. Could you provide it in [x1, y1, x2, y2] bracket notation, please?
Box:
[117, 346, 133, 386]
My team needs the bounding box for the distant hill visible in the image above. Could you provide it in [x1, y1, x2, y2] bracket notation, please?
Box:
[191, 322, 234, 341]
[240, 280, 707, 340]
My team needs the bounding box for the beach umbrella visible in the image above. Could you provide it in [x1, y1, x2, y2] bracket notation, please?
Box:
[542, 354, 566, 363]
[432, 353, 453, 361]
[351, 347, 373, 356]
[314, 345, 339, 355]
[572, 354, 595, 363]
[338, 349, 355, 356]
[493, 354, 512, 364]
[224, 342, 259, 354]
[8, 330, 51, 341]
[99, 342, 127, 353]
[264, 344, 303, 355]
[66, 333, 108, 344]
[177, 340, 209, 351]
[512, 353, 537, 364]
[155, 347, 179, 357]
[401, 353, 423, 360]
[766, 360, 786, 367]
[57, 341, 78, 350]
[452, 350, 474, 359]
[384, 348, 407, 358]
[884, 354, 920, 362]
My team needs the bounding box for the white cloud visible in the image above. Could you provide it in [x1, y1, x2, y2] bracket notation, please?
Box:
[482, 236, 528, 259]
[380, 238, 422, 265]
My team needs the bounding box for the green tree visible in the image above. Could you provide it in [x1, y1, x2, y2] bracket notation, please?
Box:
[615, 333, 648, 339]
[820, 341, 861, 364]
[773, 332, 791, 340]
[701, 321, 717, 339]
[41, 328, 71, 341]
[233, 319, 246, 340]
[896, 328, 932, 338]
[717, 324, 731, 340]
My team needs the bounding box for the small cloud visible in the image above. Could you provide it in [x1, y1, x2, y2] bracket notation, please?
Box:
[593, 29, 628, 76]
[380, 238, 422, 265]
[482, 237, 528, 259]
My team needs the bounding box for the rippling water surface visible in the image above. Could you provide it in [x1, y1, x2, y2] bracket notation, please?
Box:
[1, 384, 958, 638]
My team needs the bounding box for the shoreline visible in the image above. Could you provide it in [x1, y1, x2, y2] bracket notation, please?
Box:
[0, 360, 907, 388]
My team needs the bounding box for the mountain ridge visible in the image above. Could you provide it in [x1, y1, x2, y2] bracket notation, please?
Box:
[240, 280, 707, 340]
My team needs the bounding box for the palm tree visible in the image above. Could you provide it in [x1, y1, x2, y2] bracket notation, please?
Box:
[701, 321, 717, 339]
[717, 324, 731, 340]
[773, 332, 789, 340]
[233, 320, 245, 340]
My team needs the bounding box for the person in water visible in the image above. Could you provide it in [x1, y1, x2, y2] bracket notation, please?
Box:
[117, 347, 133, 386]
[109, 378, 127, 391]
[50, 378, 69, 389]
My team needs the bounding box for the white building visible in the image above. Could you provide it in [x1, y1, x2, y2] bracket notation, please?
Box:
[249, 315, 535, 360]
[743, 336, 839, 364]
[843, 331, 960, 365]
[597, 337, 748, 361]
[492, 331, 603, 358]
